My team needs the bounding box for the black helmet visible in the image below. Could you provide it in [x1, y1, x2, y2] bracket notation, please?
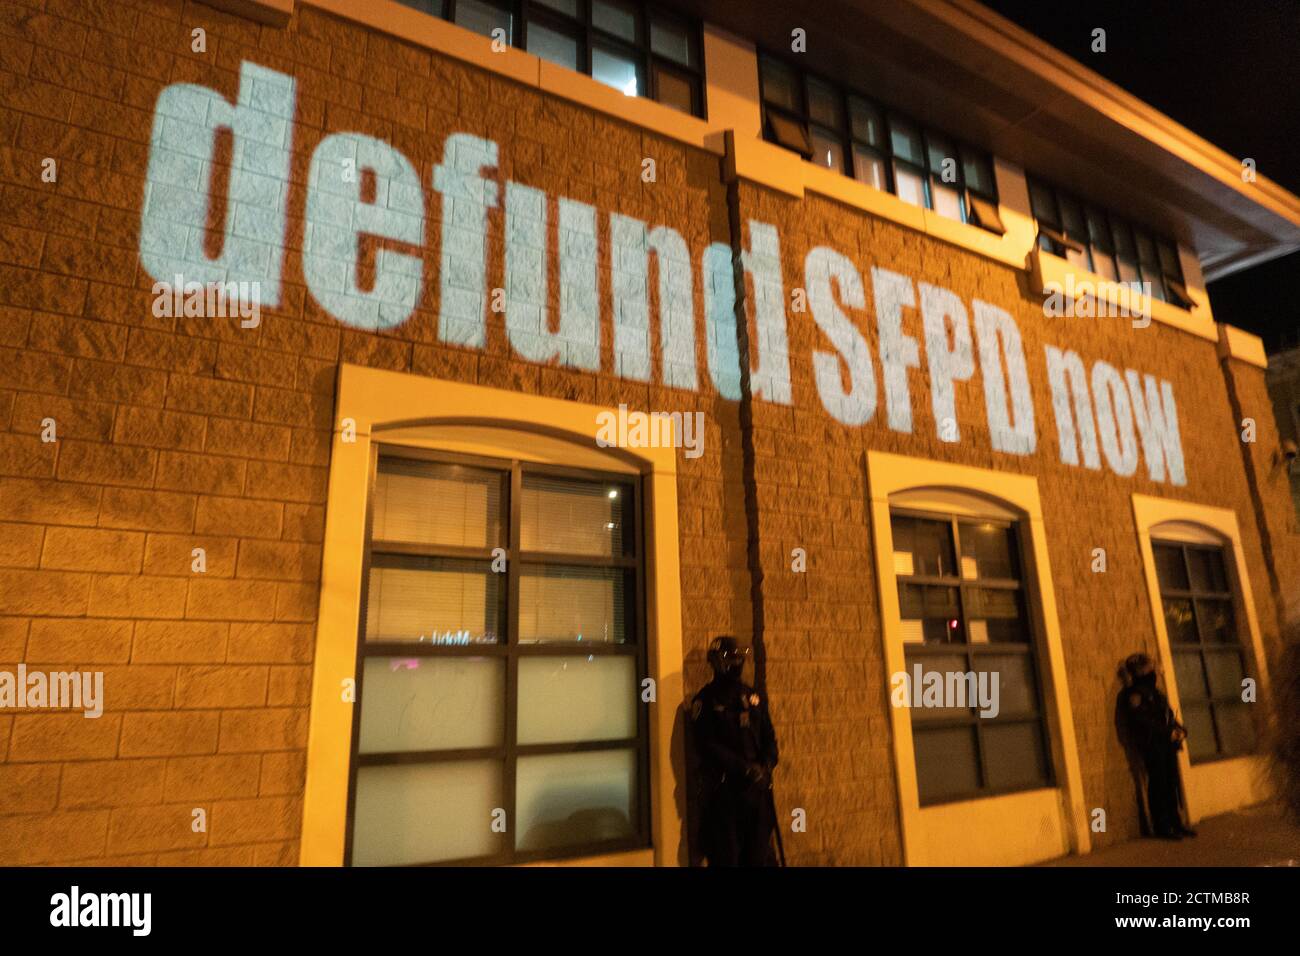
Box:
[707, 635, 749, 680]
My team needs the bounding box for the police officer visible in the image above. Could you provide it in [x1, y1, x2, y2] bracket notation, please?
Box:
[1114, 653, 1197, 840]
[690, 635, 780, 866]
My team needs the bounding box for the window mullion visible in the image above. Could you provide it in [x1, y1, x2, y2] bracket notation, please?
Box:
[504, 460, 523, 860]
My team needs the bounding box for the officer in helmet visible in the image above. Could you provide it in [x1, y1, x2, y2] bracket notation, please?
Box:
[690, 635, 780, 866]
[1114, 652, 1196, 839]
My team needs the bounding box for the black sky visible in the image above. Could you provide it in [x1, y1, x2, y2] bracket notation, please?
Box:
[980, 0, 1300, 351]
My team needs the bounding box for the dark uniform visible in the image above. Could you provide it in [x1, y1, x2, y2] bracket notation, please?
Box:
[690, 637, 780, 866]
[1114, 653, 1195, 839]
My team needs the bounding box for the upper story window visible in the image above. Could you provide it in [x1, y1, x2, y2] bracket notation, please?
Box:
[1028, 178, 1194, 309]
[1151, 541, 1256, 761]
[398, 0, 703, 115]
[757, 55, 1004, 235]
[348, 448, 649, 865]
[890, 510, 1053, 804]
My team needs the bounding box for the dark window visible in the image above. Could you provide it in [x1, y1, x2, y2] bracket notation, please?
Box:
[891, 511, 1054, 804]
[757, 54, 1003, 234]
[1151, 542, 1256, 762]
[395, 0, 704, 116]
[347, 449, 649, 865]
[1028, 178, 1191, 307]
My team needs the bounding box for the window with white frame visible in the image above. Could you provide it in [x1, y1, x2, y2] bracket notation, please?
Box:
[890, 509, 1054, 804]
[347, 446, 650, 865]
[1151, 540, 1256, 761]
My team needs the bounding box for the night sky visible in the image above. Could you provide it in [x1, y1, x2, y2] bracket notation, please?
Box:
[981, 0, 1300, 352]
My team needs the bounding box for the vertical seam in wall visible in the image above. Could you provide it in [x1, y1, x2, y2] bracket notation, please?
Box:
[722, 173, 768, 695]
[1219, 355, 1288, 642]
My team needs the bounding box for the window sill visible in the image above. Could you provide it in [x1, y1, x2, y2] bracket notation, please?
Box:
[1029, 247, 1219, 342]
[724, 134, 1031, 271]
[516, 846, 655, 867]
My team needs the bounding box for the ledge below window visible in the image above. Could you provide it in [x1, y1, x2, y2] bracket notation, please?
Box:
[1029, 247, 1219, 343]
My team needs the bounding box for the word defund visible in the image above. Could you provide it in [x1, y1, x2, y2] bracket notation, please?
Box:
[138, 61, 1187, 484]
[595, 404, 705, 458]
[50, 886, 151, 936]
[891, 665, 1001, 718]
[0, 666, 103, 718]
[151, 274, 261, 327]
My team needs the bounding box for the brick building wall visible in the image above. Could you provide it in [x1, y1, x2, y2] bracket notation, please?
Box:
[0, 0, 1293, 866]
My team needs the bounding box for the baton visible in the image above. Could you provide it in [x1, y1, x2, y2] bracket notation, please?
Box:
[767, 784, 786, 867]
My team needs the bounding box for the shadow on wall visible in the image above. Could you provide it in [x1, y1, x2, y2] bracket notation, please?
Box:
[1268, 624, 1300, 825]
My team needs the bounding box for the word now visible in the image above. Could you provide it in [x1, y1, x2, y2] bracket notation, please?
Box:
[138, 62, 1186, 485]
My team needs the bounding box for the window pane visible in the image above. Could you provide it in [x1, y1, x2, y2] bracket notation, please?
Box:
[914, 726, 980, 802]
[926, 134, 956, 178]
[891, 514, 956, 577]
[352, 760, 503, 865]
[455, 0, 512, 41]
[1158, 241, 1181, 278]
[980, 653, 1037, 715]
[967, 588, 1028, 644]
[1113, 221, 1137, 261]
[519, 565, 629, 643]
[359, 656, 503, 753]
[894, 163, 926, 207]
[806, 78, 842, 129]
[521, 474, 632, 556]
[1136, 231, 1160, 268]
[1196, 599, 1236, 644]
[372, 458, 504, 549]
[852, 145, 887, 191]
[1118, 258, 1140, 285]
[396, 0, 445, 14]
[1173, 649, 1209, 701]
[592, 45, 639, 96]
[898, 583, 962, 644]
[1066, 245, 1090, 272]
[1086, 208, 1113, 252]
[1213, 702, 1255, 755]
[767, 109, 811, 155]
[981, 721, 1050, 791]
[849, 97, 884, 148]
[366, 557, 502, 644]
[809, 126, 844, 172]
[592, 0, 638, 42]
[903, 651, 973, 721]
[653, 66, 695, 114]
[1162, 598, 1198, 645]
[1090, 248, 1117, 281]
[1187, 548, 1228, 592]
[962, 151, 994, 196]
[527, 21, 580, 69]
[1204, 649, 1246, 699]
[888, 116, 924, 165]
[1058, 197, 1087, 241]
[959, 522, 1018, 580]
[516, 749, 636, 851]
[1183, 704, 1216, 760]
[650, 18, 693, 66]
[532, 0, 578, 16]
[932, 182, 964, 222]
[760, 57, 799, 111]
[1028, 181, 1058, 224]
[1153, 544, 1189, 590]
[517, 654, 636, 744]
